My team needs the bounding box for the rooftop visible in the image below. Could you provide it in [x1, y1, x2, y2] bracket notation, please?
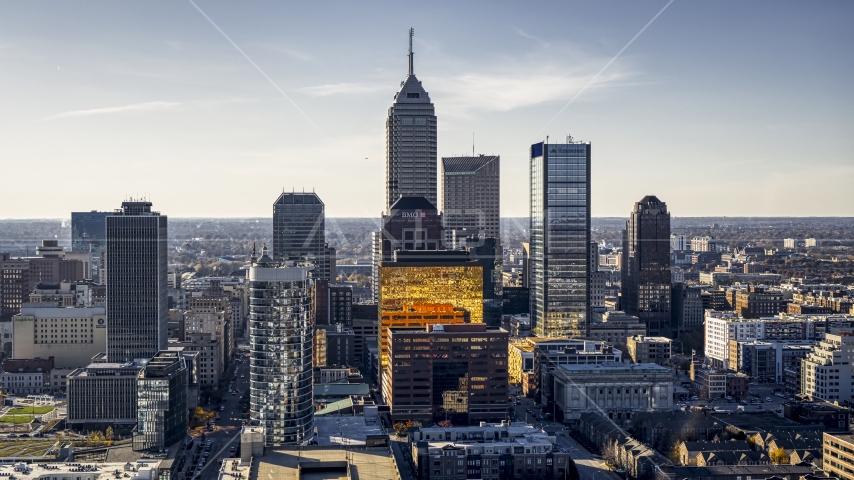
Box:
[0, 460, 163, 480]
[313, 415, 386, 446]
[253, 447, 396, 480]
[557, 362, 670, 375]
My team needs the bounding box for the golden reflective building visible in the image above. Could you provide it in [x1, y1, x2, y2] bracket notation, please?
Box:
[378, 263, 483, 373]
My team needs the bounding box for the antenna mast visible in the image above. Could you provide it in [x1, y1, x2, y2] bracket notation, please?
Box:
[408, 28, 414, 76]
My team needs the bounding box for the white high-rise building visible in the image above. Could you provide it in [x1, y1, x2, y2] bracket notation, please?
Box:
[385, 29, 437, 211]
[248, 247, 314, 446]
[670, 234, 687, 251]
[801, 333, 854, 403]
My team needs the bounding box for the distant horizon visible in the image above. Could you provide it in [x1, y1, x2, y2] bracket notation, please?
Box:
[3, 215, 854, 221]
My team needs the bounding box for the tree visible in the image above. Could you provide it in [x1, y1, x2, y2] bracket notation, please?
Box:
[770, 447, 790, 465]
[438, 420, 452, 428]
[105, 426, 114, 446]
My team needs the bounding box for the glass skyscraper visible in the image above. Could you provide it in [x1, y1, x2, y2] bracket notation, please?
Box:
[529, 140, 591, 338]
[248, 248, 314, 446]
[273, 192, 334, 279]
[106, 201, 168, 363]
[71, 211, 109, 253]
[385, 30, 437, 210]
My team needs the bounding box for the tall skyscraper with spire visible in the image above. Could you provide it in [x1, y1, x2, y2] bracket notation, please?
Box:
[385, 28, 438, 211]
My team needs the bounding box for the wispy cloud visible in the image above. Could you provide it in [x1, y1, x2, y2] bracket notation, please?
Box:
[39, 101, 181, 121]
[431, 62, 632, 117]
[515, 28, 548, 47]
[297, 82, 387, 97]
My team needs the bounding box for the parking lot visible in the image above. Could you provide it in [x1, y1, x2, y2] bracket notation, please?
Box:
[675, 383, 795, 415]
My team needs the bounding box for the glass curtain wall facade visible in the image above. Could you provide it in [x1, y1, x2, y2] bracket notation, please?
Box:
[248, 253, 314, 446]
[134, 351, 188, 452]
[272, 192, 326, 273]
[530, 141, 591, 338]
[106, 201, 168, 363]
[71, 211, 109, 281]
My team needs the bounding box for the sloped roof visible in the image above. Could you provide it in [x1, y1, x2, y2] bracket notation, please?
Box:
[442, 156, 499, 173]
[389, 196, 437, 211]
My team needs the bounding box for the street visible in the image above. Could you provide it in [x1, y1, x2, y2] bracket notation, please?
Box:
[555, 433, 621, 480]
[188, 354, 250, 480]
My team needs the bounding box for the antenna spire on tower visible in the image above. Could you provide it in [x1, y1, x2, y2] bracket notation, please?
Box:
[408, 27, 414, 76]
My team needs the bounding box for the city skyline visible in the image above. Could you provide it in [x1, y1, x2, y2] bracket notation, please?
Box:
[2, 1, 852, 219]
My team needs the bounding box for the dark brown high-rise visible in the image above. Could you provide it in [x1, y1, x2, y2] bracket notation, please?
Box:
[621, 196, 672, 336]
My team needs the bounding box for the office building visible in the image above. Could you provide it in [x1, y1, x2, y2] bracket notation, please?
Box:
[386, 29, 437, 210]
[133, 350, 188, 452]
[533, 338, 622, 404]
[801, 333, 854, 403]
[589, 242, 606, 316]
[378, 250, 483, 385]
[71, 211, 109, 281]
[467, 236, 503, 327]
[373, 196, 445, 303]
[12, 303, 107, 368]
[626, 335, 672, 365]
[314, 279, 352, 327]
[588, 311, 646, 345]
[731, 340, 812, 384]
[314, 323, 356, 368]
[622, 196, 672, 336]
[441, 155, 500, 242]
[248, 248, 314, 446]
[106, 201, 168, 363]
[502, 287, 530, 315]
[553, 362, 673, 422]
[67, 361, 142, 432]
[672, 283, 704, 333]
[385, 323, 508, 425]
[168, 333, 221, 387]
[529, 139, 591, 338]
[272, 191, 334, 279]
[1, 258, 29, 320]
[351, 303, 378, 365]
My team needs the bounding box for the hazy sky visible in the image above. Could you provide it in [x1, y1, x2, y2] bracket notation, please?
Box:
[1, 1, 852, 219]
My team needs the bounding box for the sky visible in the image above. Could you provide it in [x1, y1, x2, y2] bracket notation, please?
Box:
[1, 1, 852, 219]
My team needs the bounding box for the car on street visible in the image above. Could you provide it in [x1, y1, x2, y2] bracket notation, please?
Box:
[765, 397, 772, 402]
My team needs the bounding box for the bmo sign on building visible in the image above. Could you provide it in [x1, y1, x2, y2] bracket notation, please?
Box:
[379, 196, 445, 256]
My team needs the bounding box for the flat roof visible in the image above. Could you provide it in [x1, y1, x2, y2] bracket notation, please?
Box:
[557, 362, 670, 374]
[314, 415, 386, 446]
[253, 447, 396, 480]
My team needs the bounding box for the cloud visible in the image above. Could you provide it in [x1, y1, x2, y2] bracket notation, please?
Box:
[515, 28, 548, 47]
[431, 64, 631, 116]
[40, 101, 181, 121]
[297, 82, 387, 97]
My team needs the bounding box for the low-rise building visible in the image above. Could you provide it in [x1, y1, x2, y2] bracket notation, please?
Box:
[735, 285, 785, 318]
[553, 362, 673, 423]
[785, 402, 850, 431]
[0, 357, 53, 395]
[411, 426, 572, 480]
[589, 311, 646, 345]
[627, 335, 672, 365]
